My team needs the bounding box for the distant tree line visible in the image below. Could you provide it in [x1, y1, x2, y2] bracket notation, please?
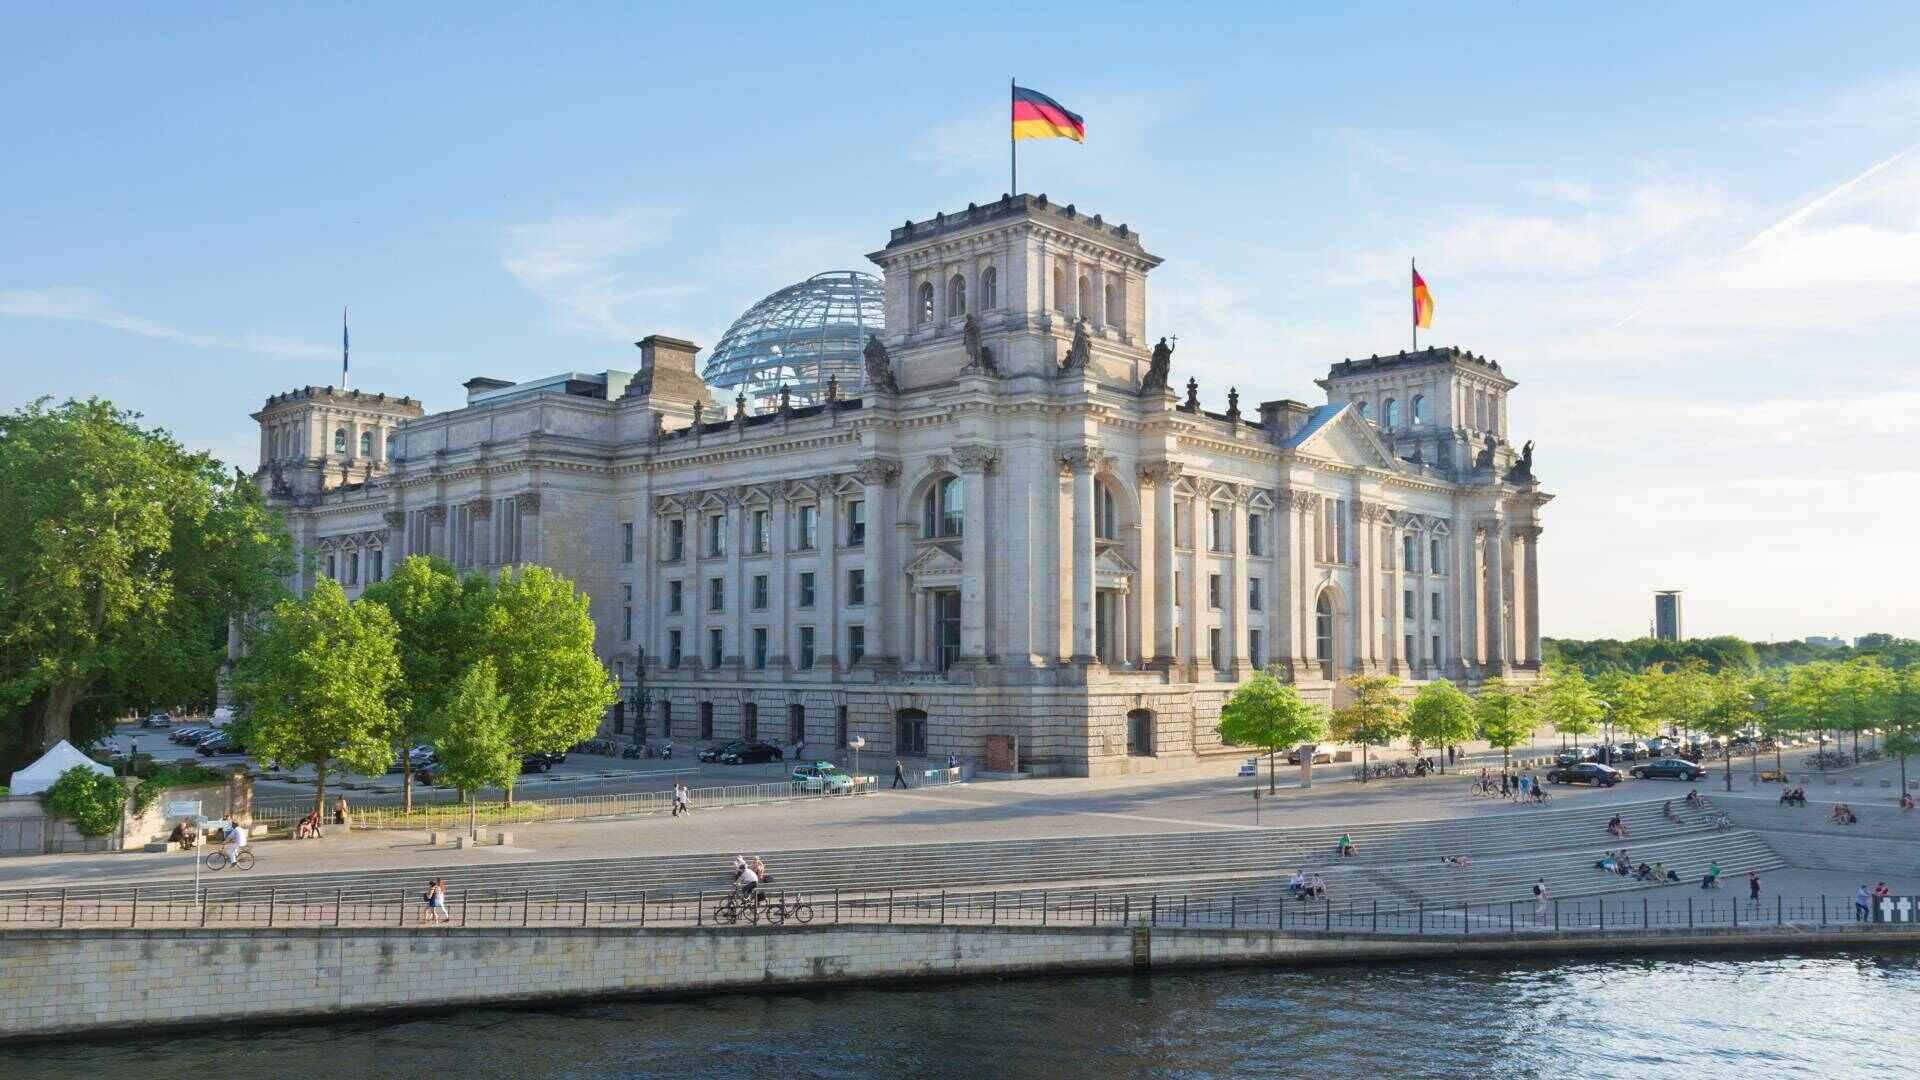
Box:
[1544, 634, 1919, 677]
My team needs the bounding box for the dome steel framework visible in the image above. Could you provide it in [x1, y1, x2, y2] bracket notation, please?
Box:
[702, 270, 884, 410]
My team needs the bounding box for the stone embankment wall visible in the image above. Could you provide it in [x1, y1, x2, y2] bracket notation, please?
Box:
[4, 923, 1916, 1043]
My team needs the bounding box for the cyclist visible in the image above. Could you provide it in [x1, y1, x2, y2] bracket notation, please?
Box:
[736, 862, 760, 904]
[221, 819, 248, 867]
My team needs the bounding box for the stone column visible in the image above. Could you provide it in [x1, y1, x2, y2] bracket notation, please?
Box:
[819, 479, 840, 673]
[425, 505, 448, 562]
[382, 510, 406, 561]
[1144, 462, 1180, 667]
[1228, 488, 1252, 679]
[1282, 493, 1313, 676]
[1062, 447, 1101, 664]
[1520, 526, 1542, 670]
[514, 492, 541, 566]
[1388, 519, 1406, 676]
[1483, 518, 1508, 676]
[467, 499, 492, 567]
[771, 489, 790, 671]
[956, 445, 997, 663]
[854, 460, 899, 669]
[1187, 489, 1206, 679]
[725, 489, 745, 676]
[1350, 502, 1373, 674]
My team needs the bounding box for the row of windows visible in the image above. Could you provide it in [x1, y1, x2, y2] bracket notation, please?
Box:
[320, 549, 384, 586]
[657, 501, 865, 561]
[661, 569, 867, 615]
[1352, 395, 1432, 430]
[324, 428, 397, 458]
[648, 702, 851, 748]
[664, 625, 867, 671]
[915, 267, 1000, 325]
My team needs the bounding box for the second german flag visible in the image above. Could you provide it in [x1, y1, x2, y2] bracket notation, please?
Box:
[1012, 86, 1084, 142]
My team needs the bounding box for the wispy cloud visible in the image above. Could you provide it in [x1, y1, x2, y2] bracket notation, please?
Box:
[0, 287, 331, 358]
[499, 203, 698, 340]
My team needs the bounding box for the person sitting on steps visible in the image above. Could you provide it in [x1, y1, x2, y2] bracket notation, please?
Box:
[1335, 833, 1356, 858]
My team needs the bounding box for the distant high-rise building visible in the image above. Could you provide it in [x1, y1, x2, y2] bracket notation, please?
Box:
[1653, 590, 1683, 641]
[1805, 635, 1846, 649]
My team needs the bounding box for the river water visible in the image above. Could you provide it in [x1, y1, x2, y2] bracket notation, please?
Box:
[7, 951, 1916, 1079]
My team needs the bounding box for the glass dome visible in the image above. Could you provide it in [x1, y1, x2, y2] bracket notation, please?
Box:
[703, 270, 884, 410]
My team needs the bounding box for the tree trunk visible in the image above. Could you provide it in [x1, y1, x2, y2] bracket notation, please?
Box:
[312, 765, 329, 821]
[1724, 749, 1733, 793]
[1268, 748, 1276, 795]
[403, 764, 414, 813]
[505, 781, 514, 807]
[1361, 743, 1370, 782]
[34, 678, 92, 755]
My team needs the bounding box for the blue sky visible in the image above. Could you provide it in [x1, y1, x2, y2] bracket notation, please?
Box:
[4, 3, 1917, 640]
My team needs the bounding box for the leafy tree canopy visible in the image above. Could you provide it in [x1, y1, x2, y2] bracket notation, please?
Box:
[430, 658, 518, 798]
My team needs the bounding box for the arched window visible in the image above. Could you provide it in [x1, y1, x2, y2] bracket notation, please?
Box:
[358, 431, 372, 457]
[1316, 591, 1336, 681]
[334, 428, 347, 454]
[1053, 263, 1069, 311]
[1412, 394, 1428, 425]
[386, 433, 398, 460]
[1077, 275, 1093, 318]
[923, 476, 963, 537]
[948, 274, 966, 318]
[1095, 483, 1119, 540]
[1477, 390, 1490, 431]
[980, 266, 998, 309]
[1354, 401, 1370, 422]
[1383, 398, 1401, 429]
[1103, 283, 1117, 326]
[917, 281, 935, 325]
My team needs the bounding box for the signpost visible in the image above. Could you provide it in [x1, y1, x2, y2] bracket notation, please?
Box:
[168, 800, 206, 906]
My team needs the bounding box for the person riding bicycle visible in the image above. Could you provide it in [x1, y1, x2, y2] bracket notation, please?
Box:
[736, 863, 760, 902]
[222, 820, 248, 865]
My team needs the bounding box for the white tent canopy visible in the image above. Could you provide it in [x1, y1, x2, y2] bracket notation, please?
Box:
[7, 740, 115, 796]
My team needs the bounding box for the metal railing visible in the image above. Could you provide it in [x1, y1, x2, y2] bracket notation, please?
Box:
[1, 887, 1908, 935]
[252, 778, 875, 833]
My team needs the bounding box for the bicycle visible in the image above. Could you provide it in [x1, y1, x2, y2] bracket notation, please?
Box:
[204, 846, 255, 871]
[760, 893, 815, 926]
[713, 889, 761, 925]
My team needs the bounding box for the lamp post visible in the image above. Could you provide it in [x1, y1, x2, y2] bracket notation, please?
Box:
[1596, 700, 1614, 765]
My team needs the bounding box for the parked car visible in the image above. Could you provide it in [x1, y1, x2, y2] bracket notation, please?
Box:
[1631, 757, 1708, 781]
[1554, 748, 1585, 767]
[388, 746, 437, 773]
[791, 762, 855, 793]
[719, 741, 785, 765]
[170, 726, 211, 744]
[1611, 741, 1648, 761]
[698, 740, 750, 764]
[140, 712, 172, 728]
[1644, 736, 1676, 756]
[1545, 762, 1623, 787]
[1287, 747, 1333, 765]
[519, 754, 553, 774]
[196, 733, 246, 757]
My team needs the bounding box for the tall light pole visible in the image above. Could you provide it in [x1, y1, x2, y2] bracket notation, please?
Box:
[1596, 700, 1614, 764]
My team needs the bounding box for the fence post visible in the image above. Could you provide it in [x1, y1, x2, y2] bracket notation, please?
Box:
[991, 891, 998, 926]
[131, 887, 140, 929]
[201, 889, 209, 928]
[1643, 896, 1649, 930]
[58, 888, 66, 929]
[888, 888, 894, 924]
[1418, 900, 1424, 933]
[1554, 900, 1560, 932]
[1124, 894, 1130, 926]
[1230, 895, 1236, 928]
[523, 888, 530, 927]
[1092, 890, 1098, 927]
[1687, 897, 1693, 929]
[1598, 897, 1604, 930]
[582, 888, 591, 927]
[1507, 900, 1514, 933]
[639, 891, 647, 928]
[1325, 898, 1332, 932]
[336, 887, 343, 928]
[1776, 895, 1782, 926]
[1732, 897, 1739, 928]
[461, 889, 468, 927]
[1151, 895, 1157, 928]
[1462, 902, 1469, 935]
[1041, 890, 1048, 927]
[1821, 895, 1827, 926]
[398, 890, 405, 927]
[940, 890, 946, 925]
[269, 887, 277, 928]
[834, 888, 840, 925]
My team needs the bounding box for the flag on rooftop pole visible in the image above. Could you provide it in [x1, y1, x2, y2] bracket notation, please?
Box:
[341, 306, 350, 389]
[1011, 81, 1083, 195]
[1412, 262, 1434, 350]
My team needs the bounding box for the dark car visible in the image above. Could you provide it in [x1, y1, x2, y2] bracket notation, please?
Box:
[1631, 757, 1707, 781]
[170, 726, 210, 744]
[140, 712, 172, 729]
[719, 741, 785, 765]
[1554, 748, 1585, 767]
[196, 734, 246, 757]
[1545, 762, 1623, 787]
[699, 740, 749, 764]
[519, 754, 552, 774]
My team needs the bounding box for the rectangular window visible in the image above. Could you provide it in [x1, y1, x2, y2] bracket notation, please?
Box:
[668, 519, 684, 561]
[1403, 534, 1416, 572]
[622, 584, 633, 642]
[708, 577, 724, 612]
[370, 550, 383, 583]
[743, 704, 758, 741]
[668, 630, 683, 669]
[848, 625, 866, 665]
[1175, 571, 1183, 607]
[325, 554, 336, 580]
[799, 571, 816, 608]
[846, 499, 865, 546]
[707, 628, 724, 669]
[1431, 634, 1441, 662]
[1209, 507, 1226, 551]
[1405, 633, 1416, 663]
[660, 701, 673, 739]
[1208, 574, 1221, 610]
[789, 704, 805, 744]
[622, 522, 634, 563]
[798, 627, 816, 670]
[752, 510, 769, 554]
[1249, 578, 1263, 611]
[752, 628, 768, 669]
[798, 504, 818, 550]
[1404, 589, 1415, 620]
[933, 590, 961, 672]
[706, 513, 725, 558]
[1209, 627, 1223, 671]
[1250, 628, 1264, 669]
[752, 574, 769, 610]
[836, 705, 849, 749]
[1430, 537, 1442, 572]
[699, 702, 714, 740]
[847, 568, 866, 605]
[1248, 514, 1264, 556]
[668, 580, 683, 614]
[348, 552, 360, 585]
[1431, 591, 1441, 620]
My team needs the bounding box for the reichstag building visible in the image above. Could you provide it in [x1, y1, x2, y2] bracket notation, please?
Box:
[250, 194, 1550, 776]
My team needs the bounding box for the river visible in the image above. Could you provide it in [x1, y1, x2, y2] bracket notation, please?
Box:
[6, 950, 1915, 1078]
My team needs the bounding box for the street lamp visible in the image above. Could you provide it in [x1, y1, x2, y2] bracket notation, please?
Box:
[848, 735, 865, 785]
[1596, 700, 1614, 764]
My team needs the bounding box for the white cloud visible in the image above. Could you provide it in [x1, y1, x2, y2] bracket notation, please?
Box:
[499, 204, 698, 340]
[0, 287, 331, 358]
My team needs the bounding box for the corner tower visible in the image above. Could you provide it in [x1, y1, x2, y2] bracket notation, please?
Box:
[867, 194, 1162, 389]
[252, 386, 424, 498]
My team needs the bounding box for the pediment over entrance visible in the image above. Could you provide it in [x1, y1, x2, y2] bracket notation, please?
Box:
[906, 543, 963, 584]
[1096, 546, 1136, 576]
[1286, 403, 1401, 471]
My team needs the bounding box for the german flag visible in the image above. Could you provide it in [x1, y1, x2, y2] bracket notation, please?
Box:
[1012, 86, 1084, 142]
[1412, 265, 1434, 329]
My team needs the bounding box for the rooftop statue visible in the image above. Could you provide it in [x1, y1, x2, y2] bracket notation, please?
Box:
[1140, 336, 1174, 393]
[960, 314, 998, 375]
[1060, 318, 1092, 372]
[863, 333, 899, 394]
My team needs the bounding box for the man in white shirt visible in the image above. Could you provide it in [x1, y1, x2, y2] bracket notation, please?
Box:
[737, 864, 759, 900]
[223, 821, 248, 865]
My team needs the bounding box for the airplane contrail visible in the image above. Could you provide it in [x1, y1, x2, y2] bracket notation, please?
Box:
[1736, 142, 1917, 253]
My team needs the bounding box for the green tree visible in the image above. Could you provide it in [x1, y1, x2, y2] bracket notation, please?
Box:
[1750, 670, 1799, 778]
[1840, 659, 1894, 759]
[1540, 663, 1603, 751]
[1594, 670, 1656, 742]
[1884, 665, 1920, 795]
[1331, 675, 1407, 780]
[41, 764, 126, 838]
[1475, 678, 1536, 769]
[1406, 679, 1476, 773]
[232, 578, 402, 818]
[1790, 661, 1844, 766]
[1699, 670, 1756, 792]
[1218, 671, 1329, 793]
[430, 659, 518, 808]
[469, 565, 617, 803]
[0, 398, 290, 771]
[359, 555, 477, 811]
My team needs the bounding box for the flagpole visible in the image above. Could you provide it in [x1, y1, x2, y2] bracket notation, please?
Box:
[1410, 258, 1417, 352]
[342, 305, 350, 390]
[1010, 76, 1017, 197]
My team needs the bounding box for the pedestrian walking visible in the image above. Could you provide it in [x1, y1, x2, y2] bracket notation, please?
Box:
[1855, 883, 1872, 922]
[1533, 879, 1550, 916]
[1519, 774, 1531, 800]
[334, 794, 352, 829]
[1500, 772, 1510, 798]
[671, 782, 690, 817]
[422, 878, 449, 924]
[1748, 871, 1761, 902]
[1448, 745, 1457, 766]
[892, 759, 908, 789]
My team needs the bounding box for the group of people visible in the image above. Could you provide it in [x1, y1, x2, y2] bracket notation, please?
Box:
[295, 811, 325, 840]
[671, 782, 691, 817]
[1829, 803, 1860, 825]
[1855, 882, 1894, 921]
[1479, 768, 1549, 803]
[1606, 814, 1631, 839]
[1334, 833, 1357, 858]
[420, 878, 449, 923]
[731, 854, 770, 898]
[1778, 787, 1809, 806]
[1287, 869, 1329, 900]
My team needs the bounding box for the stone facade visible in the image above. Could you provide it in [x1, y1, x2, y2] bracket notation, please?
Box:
[253, 194, 1550, 776]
